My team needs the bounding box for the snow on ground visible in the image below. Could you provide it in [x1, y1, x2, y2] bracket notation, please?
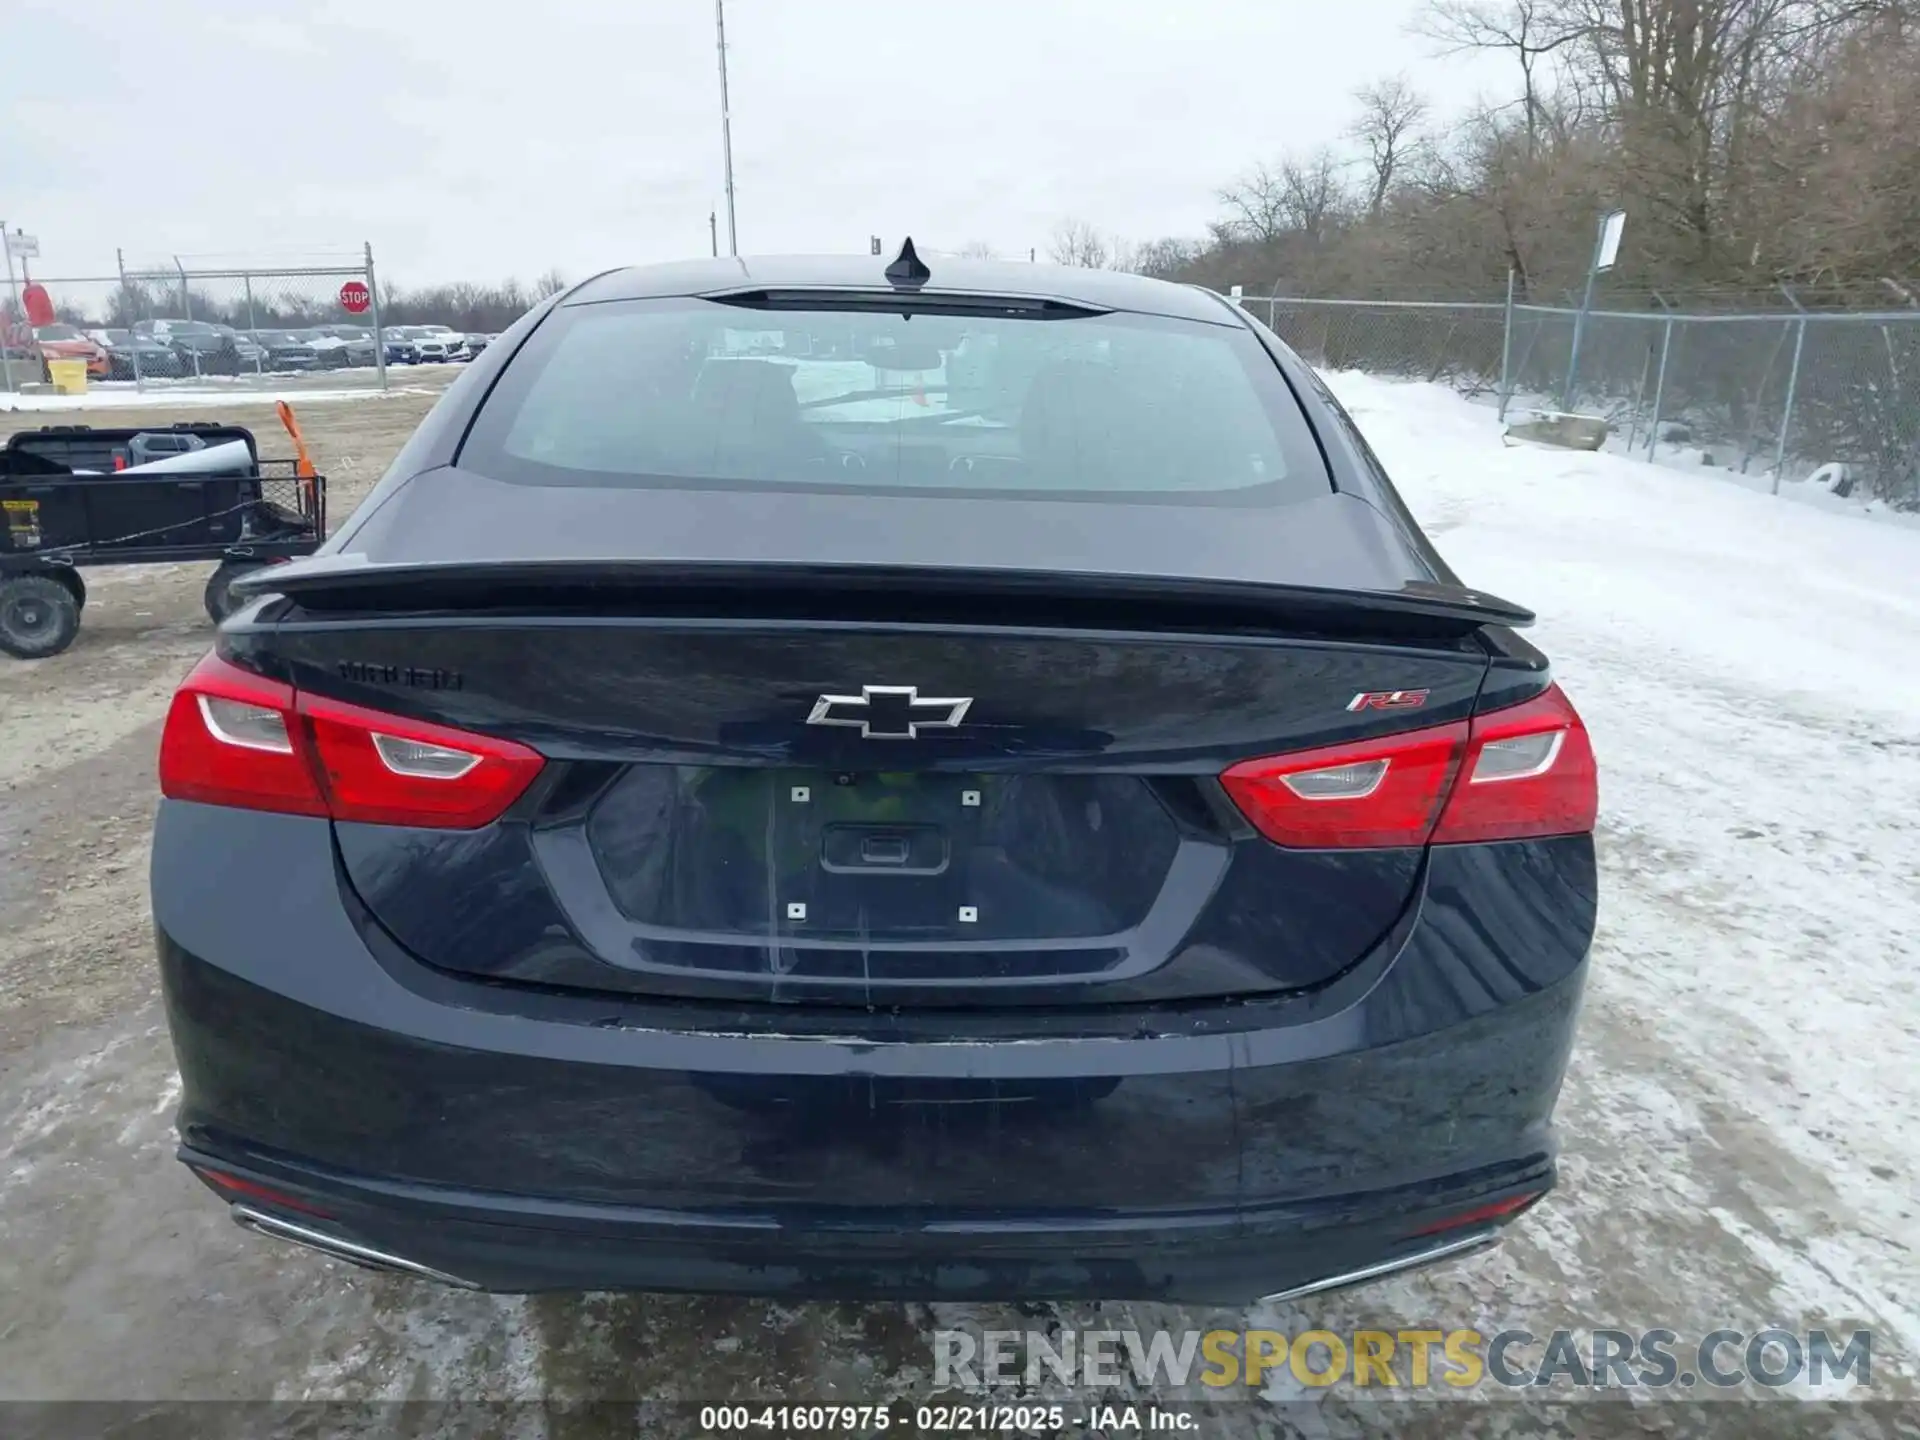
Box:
[1325, 369, 1920, 1353]
[0, 383, 442, 412]
[1494, 387, 1920, 530]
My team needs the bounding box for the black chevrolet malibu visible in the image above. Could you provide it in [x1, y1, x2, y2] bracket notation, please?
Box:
[152, 246, 1597, 1303]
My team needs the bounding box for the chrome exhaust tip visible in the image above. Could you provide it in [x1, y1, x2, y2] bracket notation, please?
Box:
[1257, 1229, 1501, 1305]
[230, 1204, 482, 1289]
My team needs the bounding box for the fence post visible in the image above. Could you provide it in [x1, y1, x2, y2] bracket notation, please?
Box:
[1645, 293, 1673, 462]
[366, 241, 388, 393]
[1, 221, 18, 394]
[1562, 272, 1599, 412]
[117, 247, 144, 393]
[1772, 285, 1807, 494]
[1625, 338, 1654, 454]
[1498, 266, 1516, 421]
[242, 272, 261, 375]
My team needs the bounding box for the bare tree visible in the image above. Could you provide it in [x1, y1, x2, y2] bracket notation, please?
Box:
[956, 240, 998, 260]
[534, 269, 569, 299]
[1217, 163, 1291, 244]
[1278, 151, 1353, 246]
[1131, 237, 1198, 277]
[1048, 219, 1111, 268]
[1351, 76, 1431, 217]
[1413, 0, 1589, 157]
[1219, 151, 1353, 246]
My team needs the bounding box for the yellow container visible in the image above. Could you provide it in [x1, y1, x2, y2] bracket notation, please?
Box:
[47, 358, 88, 395]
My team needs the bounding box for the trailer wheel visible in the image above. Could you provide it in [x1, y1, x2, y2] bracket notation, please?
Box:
[37, 567, 87, 613]
[204, 560, 267, 623]
[0, 575, 83, 659]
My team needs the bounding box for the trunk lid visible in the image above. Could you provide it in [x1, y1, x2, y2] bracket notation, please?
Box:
[237, 609, 1504, 1009]
[233, 470, 1520, 1008]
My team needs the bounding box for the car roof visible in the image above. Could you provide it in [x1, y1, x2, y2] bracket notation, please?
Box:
[564, 254, 1236, 325]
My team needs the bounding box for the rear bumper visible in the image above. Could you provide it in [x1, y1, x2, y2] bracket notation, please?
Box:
[153, 804, 1594, 1302]
[181, 1134, 1545, 1302]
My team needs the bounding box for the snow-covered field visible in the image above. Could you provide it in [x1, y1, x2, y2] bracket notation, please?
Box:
[1298, 370, 1920, 1359]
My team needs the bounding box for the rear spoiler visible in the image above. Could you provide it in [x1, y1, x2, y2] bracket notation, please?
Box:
[239, 558, 1532, 638]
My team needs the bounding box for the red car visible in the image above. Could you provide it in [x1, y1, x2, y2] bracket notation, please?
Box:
[32, 324, 111, 379]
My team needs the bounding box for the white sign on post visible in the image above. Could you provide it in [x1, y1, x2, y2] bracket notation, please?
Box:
[1595, 211, 1626, 272]
[6, 232, 39, 259]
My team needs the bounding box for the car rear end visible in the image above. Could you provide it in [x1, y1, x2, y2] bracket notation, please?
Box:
[152, 264, 1597, 1302]
[265, 335, 320, 372]
[413, 333, 465, 363]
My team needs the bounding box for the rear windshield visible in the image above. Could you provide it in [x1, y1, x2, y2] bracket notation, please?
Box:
[459, 297, 1331, 505]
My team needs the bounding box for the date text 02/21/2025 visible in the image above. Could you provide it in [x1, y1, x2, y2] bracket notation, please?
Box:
[696, 1403, 1197, 1432]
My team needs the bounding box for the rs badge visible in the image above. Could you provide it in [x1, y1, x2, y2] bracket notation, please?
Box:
[1347, 689, 1430, 712]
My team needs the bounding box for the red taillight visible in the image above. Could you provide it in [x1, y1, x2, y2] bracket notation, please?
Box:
[158, 655, 327, 817]
[1220, 683, 1596, 849]
[1221, 722, 1468, 849]
[159, 653, 543, 829]
[1430, 684, 1597, 843]
[299, 692, 546, 828]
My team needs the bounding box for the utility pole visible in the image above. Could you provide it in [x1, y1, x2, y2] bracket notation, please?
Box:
[715, 0, 738, 256]
[710, 211, 719, 258]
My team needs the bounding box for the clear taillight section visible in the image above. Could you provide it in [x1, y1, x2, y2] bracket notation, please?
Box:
[159, 653, 544, 829]
[1430, 685, 1598, 843]
[1220, 683, 1596, 849]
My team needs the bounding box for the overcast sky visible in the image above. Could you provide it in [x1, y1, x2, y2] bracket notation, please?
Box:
[6, 0, 1507, 288]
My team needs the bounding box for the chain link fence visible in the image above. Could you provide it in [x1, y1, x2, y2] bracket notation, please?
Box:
[3, 249, 389, 396]
[1254, 293, 1920, 508]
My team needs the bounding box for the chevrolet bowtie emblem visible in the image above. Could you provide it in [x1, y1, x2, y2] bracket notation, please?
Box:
[806, 685, 973, 739]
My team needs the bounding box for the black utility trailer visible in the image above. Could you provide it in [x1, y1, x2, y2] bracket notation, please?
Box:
[0, 422, 327, 659]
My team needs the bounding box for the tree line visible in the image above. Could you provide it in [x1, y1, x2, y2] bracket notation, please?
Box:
[1047, 0, 1919, 310]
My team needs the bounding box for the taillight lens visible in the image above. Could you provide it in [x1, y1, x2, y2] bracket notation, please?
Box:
[1221, 723, 1468, 849]
[159, 657, 327, 817]
[159, 653, 543, 829]
[299, 692, 545, 828]
[1430, 684, 1597, 843]
[1220, 683, 1596, 849]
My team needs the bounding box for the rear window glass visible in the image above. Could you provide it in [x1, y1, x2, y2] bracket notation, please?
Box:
[460, 297, 1330, 505]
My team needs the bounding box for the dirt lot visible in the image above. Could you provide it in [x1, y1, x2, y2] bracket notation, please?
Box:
[0, 379, 1913, 1438]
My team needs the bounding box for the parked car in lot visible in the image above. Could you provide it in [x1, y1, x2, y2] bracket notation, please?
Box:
[462, 332, 500, 359]
[383, 327, 429, 364]
[231, 331, 270, 371]
[95, 328, 186, 379]
[412, 327, 468, 364]
[139, 319, 240, 376]
[308, 326, 379, 368]
[31, 324, 110, 379]
[153, 251, 1599, 1305]
[251, 330, 321, 372]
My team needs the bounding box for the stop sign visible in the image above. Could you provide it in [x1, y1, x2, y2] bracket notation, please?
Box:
[339, 279, 371, 314]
